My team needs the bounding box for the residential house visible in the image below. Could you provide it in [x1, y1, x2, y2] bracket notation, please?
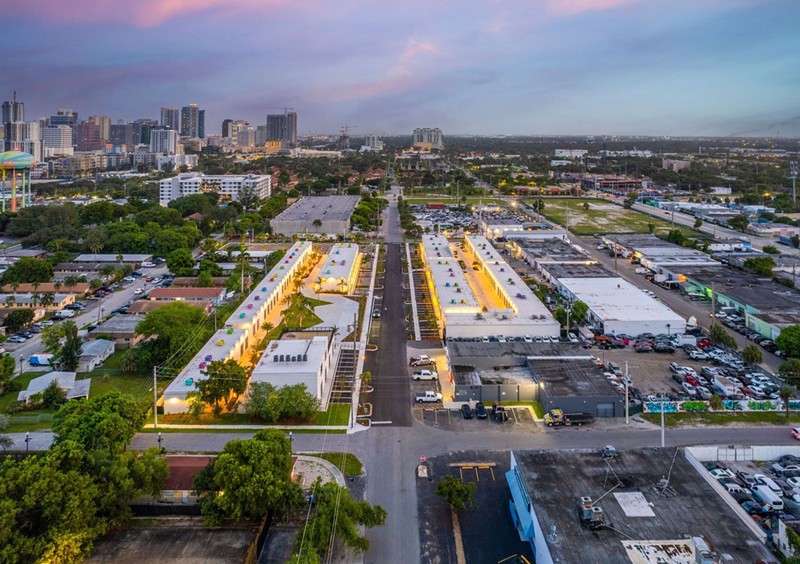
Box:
[17, 371, 90, 404]
[78, 339, 115, 372]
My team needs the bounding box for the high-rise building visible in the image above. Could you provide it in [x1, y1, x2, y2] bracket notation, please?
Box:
[266, 112, 297, 148]
[43, 125, 74, 157]
[236, 125, 255, 148]
[74, 121, 102, 151]
[412, 128, 444, 149]
[160, 107, 180, 130]
[109, 123, 136, 149]
[2, 92, 25, 151]
[133, 118, 158, 145]
[150, 127, 178, 154]
[49, 108, 78, 127]
[88, 115, 111, 144]
[180, 104, 205, 139]
[221, 118, 233, 138]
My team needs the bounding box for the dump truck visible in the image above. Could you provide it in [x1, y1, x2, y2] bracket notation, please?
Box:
[544, 409, 595, 427]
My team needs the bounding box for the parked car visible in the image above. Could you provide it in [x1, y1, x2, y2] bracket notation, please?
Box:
[460, 404, 474, 419]
[475, 402, 488, 419]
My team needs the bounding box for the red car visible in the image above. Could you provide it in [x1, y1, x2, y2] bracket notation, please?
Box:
[145, 277, 154, 282]
[684, 375, 699, 387]
[696, 338, 712, 348]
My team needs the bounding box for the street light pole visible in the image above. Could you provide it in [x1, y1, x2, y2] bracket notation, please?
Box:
[157, 432, 163, 453]
[625, 361, 629, 424]
[24, 431, 31, 453]
[660, 393, 666, 448]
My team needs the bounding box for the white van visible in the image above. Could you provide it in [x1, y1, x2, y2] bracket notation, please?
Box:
[752, 485, 783, 511]
[755, 474, 782, 494]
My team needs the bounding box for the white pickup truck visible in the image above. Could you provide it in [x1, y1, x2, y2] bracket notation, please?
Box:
[412, 370, 438, 381]
[409, 355, 435, 367]
[415, 391, 443, 403]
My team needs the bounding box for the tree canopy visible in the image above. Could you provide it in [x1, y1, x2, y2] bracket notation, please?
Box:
[0, 257, 54, 285]
[194, 429, 301, 525]
[776, 325, 800, 358]
[194, 359, 248, 416]
[245, 382, 320, 423]
[136, 302, 210, 366]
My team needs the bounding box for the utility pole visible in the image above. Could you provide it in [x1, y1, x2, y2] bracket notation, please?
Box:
[625, 361, 629, 424]
[660, 393, 666, 447]
[790, 161, 798, 207]
[153, 366, 158, 429]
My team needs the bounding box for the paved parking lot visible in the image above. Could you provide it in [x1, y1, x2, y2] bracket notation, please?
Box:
[416, 451, 534, 564]
[415, 404, 538, 434]
[592, 345, 737, 399]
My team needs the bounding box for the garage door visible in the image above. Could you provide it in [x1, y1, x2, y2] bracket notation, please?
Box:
[596, 403, 615, 418]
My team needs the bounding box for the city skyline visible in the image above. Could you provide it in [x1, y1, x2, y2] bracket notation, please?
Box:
[2, 0, 799, 137]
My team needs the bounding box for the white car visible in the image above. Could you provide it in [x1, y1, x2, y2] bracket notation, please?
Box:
[123, 276, 136, 282]
[523, 335, 533, 343]
[134, 288, 144, 295]
[787, 477, 800, 488]
[709, 468, 735, 479]
[141, 261, 156, 268]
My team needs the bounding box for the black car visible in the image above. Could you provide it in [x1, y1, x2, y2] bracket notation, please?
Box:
[475, 402, 487, 419]
[653, 343, 675, 353]
[635, 344, 653, 353]
[492, 403, 510, 422]
[460, 404, 473, 420]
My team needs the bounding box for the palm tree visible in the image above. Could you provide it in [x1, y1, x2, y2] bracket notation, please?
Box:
[64, 276, 79, 293]
[54, 281, 62, 293]
[780, 385, 795, 418]
[40, 293, 55, 309]
[100, 264, 117, 282]
[31, 281, 40, 296]
[88, 239, 103, 258]
[30, 293, 40, 307]
[4, 296, 14, 307]
[261, 321, 274, 334]
[338, 277, 347, 293]
[116, 254, 124, 264]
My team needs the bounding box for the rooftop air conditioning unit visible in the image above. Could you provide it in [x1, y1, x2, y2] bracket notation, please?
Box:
[590, 506, 604, 522]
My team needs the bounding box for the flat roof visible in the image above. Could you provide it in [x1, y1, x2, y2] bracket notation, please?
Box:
[164, 242, 313, 398]
[678, 265, 800, 313]
[94, 314, 144, 333]
[558, 277, 685, 324]
[448, 340, 586, 360]
[252, 336, 328, 377]
[512, 448, 773, 563]
[466, 235, 554, 321]
[514, 238, 593, 263]
[74, 254, 152, 262]
[544, 262, 614, 279]
[272, 195, 360, 223]
[423, 235, 481, 313]
[81, 339, 114, 357]
[318, 243, 359, 283]
[529, 356, 619, 397]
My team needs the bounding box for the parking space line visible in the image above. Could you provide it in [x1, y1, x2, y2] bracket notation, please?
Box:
[475, 467, 480, 481]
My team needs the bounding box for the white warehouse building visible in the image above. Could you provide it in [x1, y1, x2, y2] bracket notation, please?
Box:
[162, 241, 314, 414]
[316, 243, 361, 294]
[159, 172, 271, 206]
[422, 234, 560, 339]
[558, 277, 686, 336]
[250, 336, 337, 409]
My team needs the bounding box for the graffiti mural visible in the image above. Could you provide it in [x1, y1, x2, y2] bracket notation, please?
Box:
[642, 399, 792, 413]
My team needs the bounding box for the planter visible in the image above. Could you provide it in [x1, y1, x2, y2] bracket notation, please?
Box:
[356, 417, 371, 428]
[361, 385, 374, 394]
[358, 403, 372, 417]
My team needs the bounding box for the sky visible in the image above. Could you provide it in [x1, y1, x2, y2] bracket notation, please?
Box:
[2, 0, 799, 137]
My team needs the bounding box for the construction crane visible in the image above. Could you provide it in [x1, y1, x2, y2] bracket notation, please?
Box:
[338, 125, 357, 150]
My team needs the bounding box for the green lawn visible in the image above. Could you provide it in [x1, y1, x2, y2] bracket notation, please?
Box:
[500, 401, 545, 418]
[158, 402, 351, 427]
[528, 198, 700, 237]
[307, 452, 363, 476]
[0, 372, 42, 413]
[641, 411, 800, 428]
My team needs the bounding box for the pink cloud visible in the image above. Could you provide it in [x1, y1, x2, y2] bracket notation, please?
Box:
[5, 0, 291, 27]
[547, 0, 637, 15]
[316, 39, 439, 102]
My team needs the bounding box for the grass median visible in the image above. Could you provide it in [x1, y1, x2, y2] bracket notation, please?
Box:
[641, 411, 800, 428]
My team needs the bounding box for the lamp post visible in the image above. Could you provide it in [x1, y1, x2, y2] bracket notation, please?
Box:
[24, 432, 31, 453]
[288, 431, 293, 451]
[666, 323, 671, 336]
[18, 355, 23, 377]
[157, 432, 163, 453]
[97, 306, 105, 324]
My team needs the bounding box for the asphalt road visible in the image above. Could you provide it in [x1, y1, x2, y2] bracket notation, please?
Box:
[574, 235, 783, 373]
[365, 242, 412, 426]
[7, 265, 170, 374]
[632, 201, 800, 257]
